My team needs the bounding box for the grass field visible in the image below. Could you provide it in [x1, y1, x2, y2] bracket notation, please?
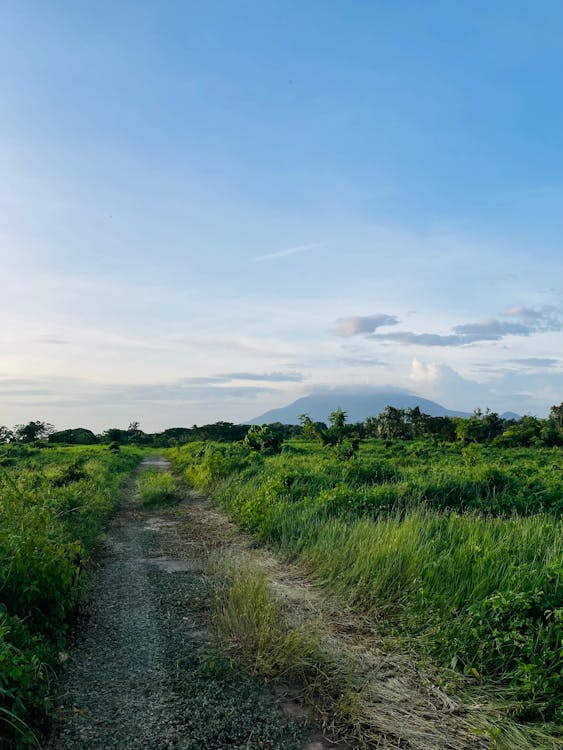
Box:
[170, 438, 562, 739]
[1, 435, 560, 748]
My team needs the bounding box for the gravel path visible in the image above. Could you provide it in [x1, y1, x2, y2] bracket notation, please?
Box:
[47, 457, 304, 750]
[45, 456, 537, 750]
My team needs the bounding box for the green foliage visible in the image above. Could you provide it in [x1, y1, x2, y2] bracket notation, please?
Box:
[493, 416, 544, 447]
[464, 568, 562, 722]
[173, 442, 255, 494]
[298, 413, 325, 442]
[243, 425, 283, 455]
[0, 445, 141, 746]
[169, 439, 563, 725]
[0, 612, 44, 748]
[12, 421, 54, 444]
[331, 437, 360, 461]
[48, 428, 98, 445]
[49, 458, 89, 486]
[300, 410, 360, 459]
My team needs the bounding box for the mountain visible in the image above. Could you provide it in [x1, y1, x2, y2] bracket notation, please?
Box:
[249, 389, 471, 425]
[501, 411, 521, 421]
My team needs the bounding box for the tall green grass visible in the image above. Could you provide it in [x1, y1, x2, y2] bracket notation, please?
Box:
[213, 561, 373, 747]
[170, 441, 563, 726]
[213, 561, 329, 684]
[137, 468, 178, 506]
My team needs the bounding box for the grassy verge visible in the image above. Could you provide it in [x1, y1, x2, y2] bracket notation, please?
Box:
[169, 440, 562, 745]
[212, 556, 561, 749]
[0, 444, 142, 748]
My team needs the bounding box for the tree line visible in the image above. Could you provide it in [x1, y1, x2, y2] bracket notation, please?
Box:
[1, 403, 562, 449]
[300, 404, 563, 448]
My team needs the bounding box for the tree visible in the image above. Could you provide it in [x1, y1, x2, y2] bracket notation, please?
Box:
[49, 428, 98, 445]
[405, 406, 423, 438]
[456, 409, 506, 443]
[494, 416, 542, 447]
[480, 409, 504, 442]
[243, 425, 283, 454]
[328, 408, 347, 432]
[102, 428, 130, 444]
[299, 413, 322, 441]
[13, 421, 54, 443]
[378, 406, 408, 439]
[364, 416, 380, 438]
[0, 426, 14, 443]
[421, 415, 456, 442]
[548, 403, 563, 432]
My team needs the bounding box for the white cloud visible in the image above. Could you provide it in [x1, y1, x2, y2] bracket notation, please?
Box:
[410, 359, 442, 384]
[408, 358, 488, 410]
[249, 242, 322, 262]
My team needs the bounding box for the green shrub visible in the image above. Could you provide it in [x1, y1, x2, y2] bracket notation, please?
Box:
[177, 442, 253, 494]
[0, 612, 44, 749]
[0, 446, 141, 745]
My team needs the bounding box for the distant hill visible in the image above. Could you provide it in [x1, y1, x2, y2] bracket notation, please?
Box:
[501, 411, 521, 421]
[249, 389, 471, 425]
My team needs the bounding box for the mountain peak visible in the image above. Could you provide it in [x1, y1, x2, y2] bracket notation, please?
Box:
[249, 388, 470, 424]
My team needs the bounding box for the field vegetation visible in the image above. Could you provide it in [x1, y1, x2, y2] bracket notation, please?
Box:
[0, 443, 141, 747]
[1, 406, 561, 747]
[170, 408, 562, 743]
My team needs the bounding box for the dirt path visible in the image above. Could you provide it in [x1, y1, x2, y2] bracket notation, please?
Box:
[47, 458, 306, 750]
[48, 457, 490, 750]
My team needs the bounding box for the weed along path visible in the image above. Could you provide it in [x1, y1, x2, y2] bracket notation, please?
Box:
[47, 457, 307, 750]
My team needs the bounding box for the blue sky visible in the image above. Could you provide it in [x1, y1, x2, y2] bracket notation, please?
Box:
[1, 1, 562, 430]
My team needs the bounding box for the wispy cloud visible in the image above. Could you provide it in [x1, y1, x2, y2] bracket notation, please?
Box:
[367, 306, 561, 347]
[333, 313, 399, 337]
[222, 371, 304, 382]
[34, 336, 69, 345]
[179, 372, 304, 383]
[508, 357, 560, 368]
[0, 376, 277, 407]
[369, 331, 464, 346]
[249, 242, 322, 263]
[337, 356, 386, 366]
[503, 305, 561, 330]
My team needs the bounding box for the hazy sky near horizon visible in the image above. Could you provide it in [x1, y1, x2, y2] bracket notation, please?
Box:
[1, 1, 562, 431]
